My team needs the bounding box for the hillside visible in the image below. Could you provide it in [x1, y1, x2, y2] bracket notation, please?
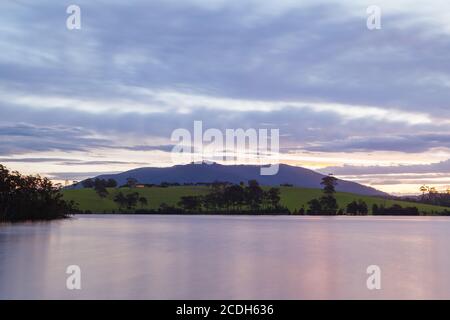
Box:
[62, 186, 446, 214]
[78, 162, 387, 197]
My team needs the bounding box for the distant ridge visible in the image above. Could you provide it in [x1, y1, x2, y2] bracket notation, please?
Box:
[80, 163, 387, 197]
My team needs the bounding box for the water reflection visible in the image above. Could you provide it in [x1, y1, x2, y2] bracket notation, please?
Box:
[1, 215, 450, 299]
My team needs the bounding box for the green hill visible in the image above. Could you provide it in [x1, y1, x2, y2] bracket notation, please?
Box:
[62, 186, 447, 214]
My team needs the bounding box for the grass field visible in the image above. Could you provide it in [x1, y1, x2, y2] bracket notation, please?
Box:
[62, 186, 448, 214]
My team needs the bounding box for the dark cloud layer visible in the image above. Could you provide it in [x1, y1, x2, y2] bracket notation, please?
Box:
[305, 133, 450, 153]
[321, 159, 450, 176]
[1, 0, 450, 160]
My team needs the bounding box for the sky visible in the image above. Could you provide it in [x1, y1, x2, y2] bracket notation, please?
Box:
[1, 0, 450, 194]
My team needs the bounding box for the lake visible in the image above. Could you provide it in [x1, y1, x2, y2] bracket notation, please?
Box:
[1, 214, 450, 299]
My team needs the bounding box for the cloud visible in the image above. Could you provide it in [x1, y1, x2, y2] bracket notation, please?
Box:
[46, 171, 121, 181]
[319, 160, 450, 191]
[0, 157, 72, 163]
[0, 101, 448, 157]
[0, 157, 148, 166]
[118, 145, 177, 152]
[3, 0, 450, 118]
[321, 159, 450, 175]
[304, 133, 450, 153]
[0, 123, 110, 155]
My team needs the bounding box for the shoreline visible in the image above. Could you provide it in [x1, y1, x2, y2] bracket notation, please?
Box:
[3, 212, 450, 224]
[74, 211, 450, 217]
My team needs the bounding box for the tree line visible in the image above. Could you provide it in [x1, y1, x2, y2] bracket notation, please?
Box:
[113, 192, 148, 211]
[298, 175, 432, 216]
[81, 179, 288, 214]
[82, 175, 445, 215]
[409, 185, 450, 208]
[175, 180, 288, 214]
[0, 165, 78, 222]
[82, 178, 117, 198]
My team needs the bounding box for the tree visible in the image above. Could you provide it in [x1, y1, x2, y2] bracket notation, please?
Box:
[358, 200, 368, 215]
[0, 164, 77, 222]
[106, 179, 117, 188]
[318, 175, 339, 215]
[202, 191, 221, 211]
[178, 196, 202, 212]
[138, 196, 148, 208]
[93, 178, 109, 198]
[306, 175, 339, 215]
[223, 184, 245, 210]
[125, 192, 140, 209]
[96, 187, 109, 198]
[346, 200, 368, 215]
[126, 177, 138, 188]
[373, 204, 419, 216]
[113, 192, 139, 211]
[267, 187, 281, 208]
[307, 199, 322, 215]
[346, 201, 358, 215]
[245, 180, 264, 210]
[200, 181, 285, 214]
[372, 204, 379, 215]
[82, 178, 94, 188]
[420, 185, 428, 199]
[428, 187, 439, 200]
[113, 192, 127, 211]
[319, 195, 338, 215]
[321, 174, 338, 196]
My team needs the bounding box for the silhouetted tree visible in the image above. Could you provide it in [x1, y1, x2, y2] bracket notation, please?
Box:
[373, 203, 419, 216]
[125, 192, 140, 209]
[96, 187, 109, 198]
[113, 192, 139, 211]
[92, 178, 108, 198]
[223, 184, 245, 210]
[0, 164, 77, 222]
[82, 178, 94, 188]
[82, 178, 116, 194]
[267, 187, 281, 208]
[126, 177, 138, 188]
[178, 196, 202, 212]
[307, 175, 339, 215]
[319, 195, 338, 215]
[318, 175, 339, 214]
[197, 181, 286, 214]
[321, 174, 338, 196]
[106, 179, 117, 188]
[307, 199, 322, 215]
[138, 196, 148, 208]
[245, 180, 264, 210]
[420, 185, 428, 200]
[346, 200, 368, 215]
[113, 192, 127, 211]
[372, 204, 379, 215]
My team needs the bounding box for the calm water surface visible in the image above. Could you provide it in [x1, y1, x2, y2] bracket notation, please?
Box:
[1, 214, 450, 299]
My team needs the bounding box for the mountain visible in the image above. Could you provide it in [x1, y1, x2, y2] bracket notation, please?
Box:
[84, 163, 387, 196]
